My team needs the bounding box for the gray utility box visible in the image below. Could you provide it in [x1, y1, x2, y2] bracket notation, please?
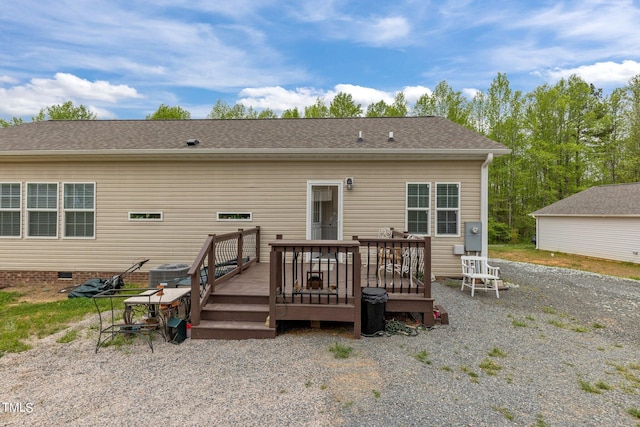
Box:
[464, 222, 483, 252]
[148, 263, 190, 288]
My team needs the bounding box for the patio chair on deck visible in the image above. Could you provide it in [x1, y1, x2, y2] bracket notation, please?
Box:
[377, 247, 414, 287]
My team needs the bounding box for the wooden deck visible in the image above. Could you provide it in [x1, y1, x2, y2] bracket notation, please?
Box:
[188, 231, 447, 339]
[191, 262, 446, 340]
[211, 262, 270, 299]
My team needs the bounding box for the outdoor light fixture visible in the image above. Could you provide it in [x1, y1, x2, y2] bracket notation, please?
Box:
[345, 177, 354, 190]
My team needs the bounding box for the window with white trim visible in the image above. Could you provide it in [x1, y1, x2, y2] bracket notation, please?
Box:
[406, 183, 430, 235]
[0, 183, 21, 237]
[436, 183, 460, 236]
[27, 183, 58, 237]
[64, 183, 95, 238]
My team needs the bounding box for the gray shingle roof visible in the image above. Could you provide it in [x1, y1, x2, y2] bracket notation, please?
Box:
[532, 182, 640, 216]
[0, 117, 508, 156]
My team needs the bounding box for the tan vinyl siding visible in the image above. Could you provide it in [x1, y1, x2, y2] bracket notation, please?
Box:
[0, 159, 484, 277]
[537, 216, 640, 264]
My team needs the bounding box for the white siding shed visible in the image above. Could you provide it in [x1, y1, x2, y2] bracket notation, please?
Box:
[532, 183, 640, 264]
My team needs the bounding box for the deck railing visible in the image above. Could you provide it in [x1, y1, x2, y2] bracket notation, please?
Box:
[189, 226, 260, 325]
[269, 239, 362, 336]
[355, 232, 431, 298]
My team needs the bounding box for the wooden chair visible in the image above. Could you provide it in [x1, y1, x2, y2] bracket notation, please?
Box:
[460, 255, 500, 298]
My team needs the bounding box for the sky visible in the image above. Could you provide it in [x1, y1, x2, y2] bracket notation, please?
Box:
[1, 0, 640, 120]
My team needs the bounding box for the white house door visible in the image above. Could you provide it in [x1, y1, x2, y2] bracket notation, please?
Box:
[307, 181, 343, 258]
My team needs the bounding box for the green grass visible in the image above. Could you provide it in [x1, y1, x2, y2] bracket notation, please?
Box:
[489, 244, 640, 281]
[548, 319, 568, 329]
[100, 333, 135, 349]
[511, 319, 528, 327]
[329, 342, 353, 359]
[533, 414, 549, 427]
[479, 358, 503, 375]
[578, 379, 602, 394]
[488, 347, 507, 358]
[0, 291, 104, 357]
[461, 365, 479, 383]
[572, 325, 589, 333]
[491, 405, 514, 421]
[55, 329, 78, 344]
[444, 279, 460, 288]
[414, 350, 432, 365]
[595, 381, 614, 391]
[627, 407, 640, 419]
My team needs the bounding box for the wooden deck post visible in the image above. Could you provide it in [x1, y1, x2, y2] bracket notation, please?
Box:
[268, 249, 281, 328]
[255, 226, 261, 263]
[423, 236, 431, 299]
[353, 247, 362, 339]
[237, 229, 244, 273]
[190, 273, 201, 326]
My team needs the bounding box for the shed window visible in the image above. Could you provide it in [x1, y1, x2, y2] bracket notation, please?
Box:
[0, 183, 21, 237]
[64, 183, 95, 238]
[406, 183, 430, 235]
[436, 183, 460, 236]
[27, 183, 58, 237]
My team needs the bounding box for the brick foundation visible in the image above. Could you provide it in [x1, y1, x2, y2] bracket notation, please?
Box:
[0, 270, 149, 288]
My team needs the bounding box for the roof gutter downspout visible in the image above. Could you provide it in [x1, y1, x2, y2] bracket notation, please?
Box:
[481, 153, 494, 257]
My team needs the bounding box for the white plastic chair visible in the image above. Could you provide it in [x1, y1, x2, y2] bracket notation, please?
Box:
[460, 255, 500, 298]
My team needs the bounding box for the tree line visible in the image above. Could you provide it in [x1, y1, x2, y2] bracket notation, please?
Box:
[3, 72, 640, 243]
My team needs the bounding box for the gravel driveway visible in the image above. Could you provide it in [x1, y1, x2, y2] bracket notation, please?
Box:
[1, 259, 639, 426]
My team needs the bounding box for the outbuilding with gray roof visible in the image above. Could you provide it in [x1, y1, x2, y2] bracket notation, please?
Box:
[531, 182, 640, 263]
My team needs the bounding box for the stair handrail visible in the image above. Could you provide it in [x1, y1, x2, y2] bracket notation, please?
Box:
[189, 226, 260, 326]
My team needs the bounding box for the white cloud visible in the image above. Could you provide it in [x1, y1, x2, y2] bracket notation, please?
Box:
[0, 75, 19, 85]
[237, 84, 394, 114]
[286, 0, 341, 23]
[537, 60, 640, 86]
[0, 2, 307, 93]
[0, 73, 142, 117]
[462, 88, 480, 99]
[35, 73, 142, 102]
[332, 84, 394, 106]
[236, 84, 434, 114]
[402, 85, 432, 104]
[88, 105, 118, 120]
[237, 86, 324, 111]
[364, 16, 411, 46]
[467, 1, 640, 89]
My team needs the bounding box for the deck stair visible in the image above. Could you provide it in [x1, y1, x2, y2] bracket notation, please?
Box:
[190, 281, 277, 340]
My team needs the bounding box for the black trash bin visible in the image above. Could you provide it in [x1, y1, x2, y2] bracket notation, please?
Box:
[361, 287, 389, 335]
